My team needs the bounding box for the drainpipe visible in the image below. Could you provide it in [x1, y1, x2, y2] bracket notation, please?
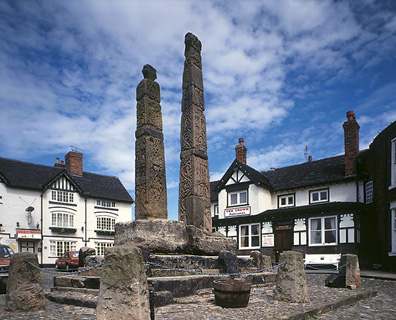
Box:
[40, 191, 44, 266]
[84, 197, 88, 246]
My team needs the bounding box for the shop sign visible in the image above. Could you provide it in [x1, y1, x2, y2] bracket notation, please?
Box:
[17, 230, 41, 240]
[262, 234, 274, 247]
[224, 206, 250, 217]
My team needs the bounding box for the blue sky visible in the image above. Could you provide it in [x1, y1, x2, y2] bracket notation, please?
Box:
[1, 0, 395, 220]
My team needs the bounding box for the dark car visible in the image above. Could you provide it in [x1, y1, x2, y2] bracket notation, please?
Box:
[0, 244, 15, 293]
[55, 251, 79, 271]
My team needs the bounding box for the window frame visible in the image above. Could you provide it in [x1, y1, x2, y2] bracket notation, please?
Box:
[309, 188, 329, 204]
[228, 190, 248, 207]
[278, 193, 295, 208]
[308, 216, 337, 246]
[390, 209, 396, 256]
[391, 138, 396, 188]
[365, 181, 373, 204]
[49, 240, 77, 257]
[51, 212, 75, 228]
[239, 223, 260, 250]
[96, 216, 116, 231]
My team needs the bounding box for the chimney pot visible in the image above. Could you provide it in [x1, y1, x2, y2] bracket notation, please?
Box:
[308, 155, 312, 162]
[346, 110, 355, 121]
[239, 138, 244, 145]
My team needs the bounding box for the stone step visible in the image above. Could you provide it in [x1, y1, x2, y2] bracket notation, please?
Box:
[48, 272, 276, 308]
[45, 291, 98, 308]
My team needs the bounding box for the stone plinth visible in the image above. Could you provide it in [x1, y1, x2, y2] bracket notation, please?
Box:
[96, 245, 150, 320]
[339, 254, 361, 289]
[135, 64, 168, 220]
[115, 220, 236, 255]
[275, 251, 309, 303]
[6, 252, 45, 312]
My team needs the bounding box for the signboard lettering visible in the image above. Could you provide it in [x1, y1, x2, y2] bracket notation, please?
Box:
[224, 206, 250, 217]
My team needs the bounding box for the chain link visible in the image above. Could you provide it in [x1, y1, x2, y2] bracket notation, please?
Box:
[146, 261, 286, 276]
[27, 261, 103, 275]
[305, 260, 352, 271]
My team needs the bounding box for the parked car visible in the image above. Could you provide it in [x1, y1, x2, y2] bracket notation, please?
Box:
[55, 251, 79, 271]
[0, 244, 15, 293]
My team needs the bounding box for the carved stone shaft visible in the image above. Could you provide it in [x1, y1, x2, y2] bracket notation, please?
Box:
[179, 33, 212, 233]
[135, 64, 167, 219]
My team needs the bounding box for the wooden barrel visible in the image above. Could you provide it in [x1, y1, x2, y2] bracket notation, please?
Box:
[213, 279, 251, 308]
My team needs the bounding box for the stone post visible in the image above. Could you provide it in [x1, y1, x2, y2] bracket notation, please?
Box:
[135, 64, 168, 219]
[96, 245, 150, 320]
[275, 251, 309, 303]
[339, 253, 361, 289]
[179, 32, 212, 233]
[5, 252, 45, 312]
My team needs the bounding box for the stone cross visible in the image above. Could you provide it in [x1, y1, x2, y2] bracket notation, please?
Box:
[179, 33, 212, 233]
[135, 64, 168, 220]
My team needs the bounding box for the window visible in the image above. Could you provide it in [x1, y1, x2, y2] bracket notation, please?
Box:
[229, 191, 247, 206]
[391, 138, 396, 187]
[390, 209, 396, 256]
[51, 212, 74, 228]
[365, 181, 373, 204]
[97, 216, 116, 231]
[310, 189, 329, 204]
[97, 200, 116, 208]
[239, 224, 260, 249]
[279, 194, 295, 208]
[49, 240, 76, 257]
[95, 242, 113, 256]
[51, 191, 74, 203]
[309, 216, 337, 246]
[213, 204, 219, 218]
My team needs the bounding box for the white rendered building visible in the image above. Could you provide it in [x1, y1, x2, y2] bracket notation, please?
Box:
[0, 151, 133, 266]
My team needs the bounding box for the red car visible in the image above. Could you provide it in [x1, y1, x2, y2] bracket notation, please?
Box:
[55, 251, 79, 271]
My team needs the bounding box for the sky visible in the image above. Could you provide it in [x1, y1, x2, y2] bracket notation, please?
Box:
[1, 0, 395, 220]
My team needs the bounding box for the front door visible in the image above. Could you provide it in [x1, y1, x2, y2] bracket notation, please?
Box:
[275, 224, 293, 262]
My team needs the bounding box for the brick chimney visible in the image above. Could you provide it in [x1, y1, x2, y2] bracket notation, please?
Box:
[235, 138, 247, 164]
[65, 151, 83, 175]
[343, 110, 360, 176]
[54, 158, 66, 168]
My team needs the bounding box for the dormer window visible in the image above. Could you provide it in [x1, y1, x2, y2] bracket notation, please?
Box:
[309, 188, 329, 204]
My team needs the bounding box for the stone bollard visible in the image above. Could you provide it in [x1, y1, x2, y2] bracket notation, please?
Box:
[250, 251, 263, 270]
[6, 252, 45, 312]
[339, 254, 361, 289]
[250, 251, 272, 271]
[218, 251, 239, 274]
[96, 245, 150, 320]
[275, 251, 309, 303]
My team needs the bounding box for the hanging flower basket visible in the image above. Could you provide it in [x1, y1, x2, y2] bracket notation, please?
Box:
[213, 279, 251, 308]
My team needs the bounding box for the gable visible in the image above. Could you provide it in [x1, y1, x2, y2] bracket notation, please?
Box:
[49, 176, 77, 192]
[225, 170, 251, 186]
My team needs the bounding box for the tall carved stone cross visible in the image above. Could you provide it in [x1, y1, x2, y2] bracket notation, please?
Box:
[179, 33, 212, 233]
[135, 64, 168, 220]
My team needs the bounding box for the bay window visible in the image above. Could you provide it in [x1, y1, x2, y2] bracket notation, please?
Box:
[309, 216, 337, 246]
[239, 223, 260, 249]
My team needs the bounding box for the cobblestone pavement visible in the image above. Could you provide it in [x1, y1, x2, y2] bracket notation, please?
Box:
[0, 273, 395, 319]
